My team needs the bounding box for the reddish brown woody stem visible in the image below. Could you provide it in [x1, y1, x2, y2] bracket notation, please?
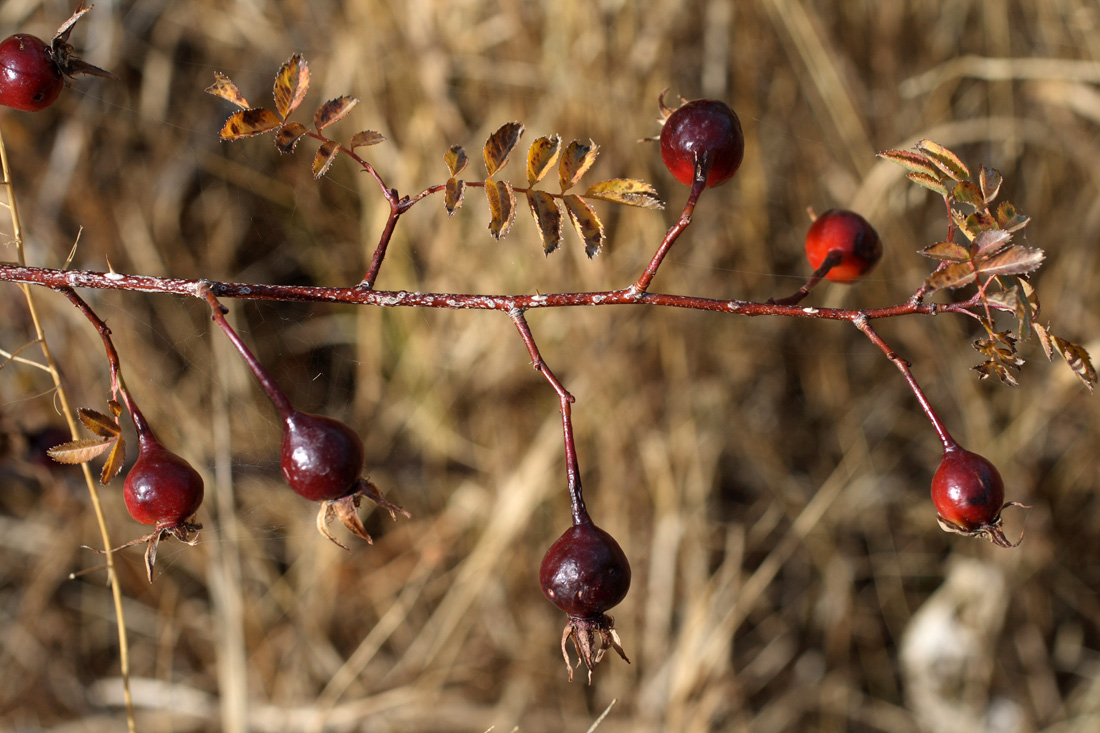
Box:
[631, 150, 711, 295]
[770, 250, 842, 306]
[196, 282, 294, 419]
[854, 316, 958, 451]
[509, 308, 590, 526]
[59, 287, 153, 438]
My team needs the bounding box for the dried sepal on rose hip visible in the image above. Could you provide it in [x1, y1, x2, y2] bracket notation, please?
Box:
[657, 91, 745, 189]
[539, 519, 631, 683]
[0, 2, 116, 112]
[931, 445, 1029, 548]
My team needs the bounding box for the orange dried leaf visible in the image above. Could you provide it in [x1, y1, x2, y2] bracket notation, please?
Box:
[995, 201, 1030, 232]
[916, 139, 970, 180]
[919, 241, 972, 262]
[445, 177, 465, 215]
[108, 400, 123, 417]
[220, 108, 281, 140]
[485, 180, 516, 239]
[526, 190, 563, 255]
[350, 130, 386, 150]
[100, 437, 126, 485]
[563, 194, 604, 258]
[275, 122, 309, 153]
[1052, 336, 1097, 392]
[972, 228, 1013, 258]
[979, 166, 1003, 203]
[925, 261, 977, 291]
[558, 140, 599, 193]
[312, 138, 341, 178]
[527, 135, 561, 186]
[877, 149, 942, 180]
[483, 122, 524, 177]
[273, 54, 311, 120]
[47, 438, 114, 465]
[445, 145, 468, 177]
[952, 181, 985, 208]
[314, 96, 359, 132]
[584, 178, 664, 209]
[977, 245, 1045, 279]
[205, 71, 250, 109]
[78, 408, 120, 438]
[906, 171, 949, 197]
[1033, 323, 1054, 361]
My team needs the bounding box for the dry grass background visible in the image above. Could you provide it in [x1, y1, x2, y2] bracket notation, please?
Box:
[1, 0, 1099, 731]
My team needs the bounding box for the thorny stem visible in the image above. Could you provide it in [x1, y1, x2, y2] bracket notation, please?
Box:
[854, 316, 958, 451]
[196, 283, 295, 419]
[509, 309, 590, 526]
[631, 150, 711, 295]
[0, 129, 137, 732]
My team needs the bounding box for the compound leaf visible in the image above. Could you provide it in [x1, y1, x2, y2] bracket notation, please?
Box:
[484, 122, 524, 177]
[275, 122, 309, 153]
[584, 178, 664, 209]
[526, 190, 563, 254]
[527, 135, 561, 186]
[312, 138, 341, 178]
[558, 140, 599, 193]
[273, 54, 310, 120]
[205, 71, 250, 109]
[219, 108, 281, 140]
[563, 194, 604, 258]
[314, 96, 359, 132]
[916, 139, 970, 180]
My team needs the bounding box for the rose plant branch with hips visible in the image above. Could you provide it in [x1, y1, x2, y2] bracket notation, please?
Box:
[2, 43, 1097, 688]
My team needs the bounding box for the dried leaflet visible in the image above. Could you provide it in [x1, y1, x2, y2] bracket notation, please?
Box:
[273, 54, 310, 120]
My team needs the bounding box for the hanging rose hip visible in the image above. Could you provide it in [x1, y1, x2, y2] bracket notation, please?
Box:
[659, 97, 745, 188]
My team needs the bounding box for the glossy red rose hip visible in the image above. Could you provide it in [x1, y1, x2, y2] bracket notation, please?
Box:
[660, 99, 745, 188]
[931, 446, 1026, 548]
[281, 410, 366, 502]
[123, 434, 204, 528]
[0, 34, 63, 112]
[804, 209, 883, 283]
[540, 520, 631, 618]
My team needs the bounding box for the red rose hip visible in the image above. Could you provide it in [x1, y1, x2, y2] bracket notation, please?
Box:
[931, 446, 1027, 548]
[660, 99, 745, 188]
[804, 209, 883, 283]
[0, 34, 63, 112]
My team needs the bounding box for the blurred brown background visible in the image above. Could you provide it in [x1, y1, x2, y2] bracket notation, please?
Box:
[1, 1, 1099, 731]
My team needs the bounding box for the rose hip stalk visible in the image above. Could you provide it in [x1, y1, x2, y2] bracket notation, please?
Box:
[198, 284, 408, 549]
